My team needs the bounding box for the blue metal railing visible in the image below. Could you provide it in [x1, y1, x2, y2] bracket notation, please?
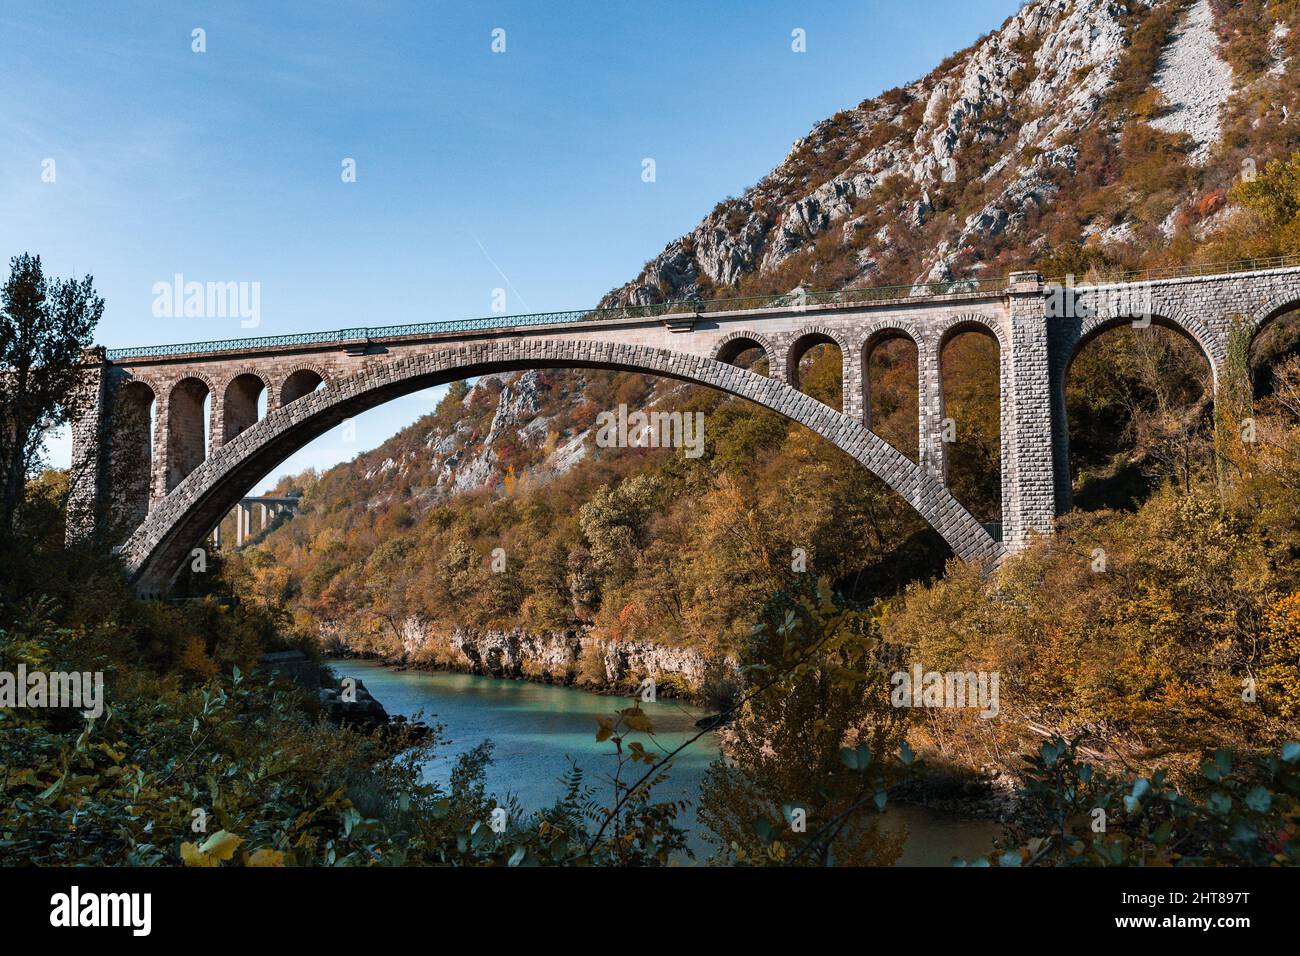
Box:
[102, 275, 1006, 361]
[1044, 252, 1300, 288]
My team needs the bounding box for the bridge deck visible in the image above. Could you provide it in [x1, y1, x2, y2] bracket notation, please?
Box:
[103, 278, 1011, 362]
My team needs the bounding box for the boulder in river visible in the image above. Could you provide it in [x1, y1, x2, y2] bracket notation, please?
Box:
[319, 678, 390, 731]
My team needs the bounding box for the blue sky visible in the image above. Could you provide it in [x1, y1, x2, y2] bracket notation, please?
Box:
[2, 0, 1021, 490]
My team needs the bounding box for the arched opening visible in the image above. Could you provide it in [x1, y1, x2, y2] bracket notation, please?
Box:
[940, 326, 1001, 523]
[110, 380, 155, 530]
[1066, 320, 1213, 511]
[863, 331, 919, 460]
[715, 337, 770, 375]
[223, 373, 267, 444]
[787, 332, 843, 412]
[166, 377, 211, 492]
[281, 369, 325, 406]
[1249, 307, 1300, 402]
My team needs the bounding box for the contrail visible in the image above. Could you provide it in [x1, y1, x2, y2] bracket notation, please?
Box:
[470, 231, 528, 310]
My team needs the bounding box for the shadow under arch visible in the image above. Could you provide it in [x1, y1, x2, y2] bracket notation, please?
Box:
[222, 371, 268, 445]
[165, 375, 214, 492]
[122, 339, 1006, 594]
[108, 378, 157, 531]
[1243, 297, 1300, 399]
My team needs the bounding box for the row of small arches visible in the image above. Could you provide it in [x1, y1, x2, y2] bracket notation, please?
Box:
[113, 367, 329, 508]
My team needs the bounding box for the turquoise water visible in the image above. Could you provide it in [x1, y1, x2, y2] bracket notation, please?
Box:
[330, 659, 1002, 865]
[332, 660, 716, 813]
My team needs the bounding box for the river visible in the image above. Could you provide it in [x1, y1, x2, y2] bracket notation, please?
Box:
[332, 659, 1002, 865]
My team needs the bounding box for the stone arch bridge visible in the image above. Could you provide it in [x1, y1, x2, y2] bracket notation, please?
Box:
[65, 263, 1300, 595]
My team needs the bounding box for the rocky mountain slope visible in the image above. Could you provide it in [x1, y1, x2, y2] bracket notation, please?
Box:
[601, 0, 1299, 305]
[288, 368, 695, 512]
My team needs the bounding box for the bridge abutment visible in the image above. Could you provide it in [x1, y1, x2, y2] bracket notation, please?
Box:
[65, 348, 109, 546]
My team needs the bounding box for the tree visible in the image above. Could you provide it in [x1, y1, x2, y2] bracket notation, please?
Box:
[0, 253, 103, 536]
[698, 589, 909, 865]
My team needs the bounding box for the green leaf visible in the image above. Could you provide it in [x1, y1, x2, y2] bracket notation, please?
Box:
[1214, 749, 1232, 777]
[1206, 791, 1233, 816]
[1282, 742, 1300, 764]
[1245, 786, 1272, 814]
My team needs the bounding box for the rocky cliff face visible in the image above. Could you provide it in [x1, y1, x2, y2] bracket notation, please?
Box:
[599, 0, 1278, 303]
[322, 618, 721, 696]
[355, 371, 593, 504]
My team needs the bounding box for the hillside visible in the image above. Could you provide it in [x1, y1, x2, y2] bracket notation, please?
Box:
[226, 0, 1300, 716]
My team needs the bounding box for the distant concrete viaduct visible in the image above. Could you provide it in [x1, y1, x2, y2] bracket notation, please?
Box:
[215, 495, 301, 548]
[64, 263, 1300, 595]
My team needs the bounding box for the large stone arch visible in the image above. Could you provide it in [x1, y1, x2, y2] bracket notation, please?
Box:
[121, 339, 1005, 594]
[1247, 290, 1300, 345]
[1243, 289, 1300, 395]
[1048, 306, 1218, 514]
[1067, 306, 1221, 380]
